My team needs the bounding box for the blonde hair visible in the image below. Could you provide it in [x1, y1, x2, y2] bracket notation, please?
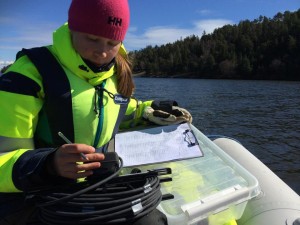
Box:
[115, 53, 135, 97]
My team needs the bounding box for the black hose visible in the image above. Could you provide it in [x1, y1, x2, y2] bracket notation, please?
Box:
[30, 157, 172, 225]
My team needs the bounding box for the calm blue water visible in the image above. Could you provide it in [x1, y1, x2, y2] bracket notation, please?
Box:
[133, 78, 300, 194]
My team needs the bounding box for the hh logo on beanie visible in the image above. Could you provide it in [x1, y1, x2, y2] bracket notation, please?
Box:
[108, 17, 122, 27]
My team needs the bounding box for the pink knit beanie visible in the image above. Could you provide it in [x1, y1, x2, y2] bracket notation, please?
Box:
[68, 0, 130, 41]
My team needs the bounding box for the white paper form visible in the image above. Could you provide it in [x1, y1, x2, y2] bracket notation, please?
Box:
[115, 123, 203, 167]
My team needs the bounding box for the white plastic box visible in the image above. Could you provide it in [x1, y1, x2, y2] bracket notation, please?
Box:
[119, 124, 260, 225]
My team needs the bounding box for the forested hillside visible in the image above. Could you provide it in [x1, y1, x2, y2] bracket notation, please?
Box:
[129, 9, 300, 80]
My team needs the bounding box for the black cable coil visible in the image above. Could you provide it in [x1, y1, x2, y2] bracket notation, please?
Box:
[30, 157, 173, 225]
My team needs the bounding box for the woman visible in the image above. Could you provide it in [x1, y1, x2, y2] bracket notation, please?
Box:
[0, 0, 191, 224]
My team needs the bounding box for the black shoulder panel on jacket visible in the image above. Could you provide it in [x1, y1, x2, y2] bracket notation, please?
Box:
[0, 72, 41, 97]
[21, 47, 75, 145]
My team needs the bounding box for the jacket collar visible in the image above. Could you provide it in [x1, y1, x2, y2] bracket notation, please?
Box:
[51, 23, 116, 86]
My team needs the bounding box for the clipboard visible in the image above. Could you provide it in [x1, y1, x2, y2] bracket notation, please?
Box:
[115, 123, 203, 167]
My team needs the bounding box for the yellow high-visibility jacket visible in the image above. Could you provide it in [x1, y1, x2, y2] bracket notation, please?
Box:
[0, 23, 153, 194]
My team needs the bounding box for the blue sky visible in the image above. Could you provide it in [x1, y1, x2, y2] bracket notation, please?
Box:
[0, 0, 299, 66]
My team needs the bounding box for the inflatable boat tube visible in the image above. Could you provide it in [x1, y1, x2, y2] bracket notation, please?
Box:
[213, 138, 300, 225]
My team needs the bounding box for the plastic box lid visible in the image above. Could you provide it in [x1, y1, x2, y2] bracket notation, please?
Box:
[120, 124, 260, 225]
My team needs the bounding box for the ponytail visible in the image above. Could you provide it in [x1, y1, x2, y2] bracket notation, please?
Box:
[115, 53, 135, 97]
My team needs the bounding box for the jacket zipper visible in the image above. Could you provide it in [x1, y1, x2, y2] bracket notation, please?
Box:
[93, 81, 105, 149]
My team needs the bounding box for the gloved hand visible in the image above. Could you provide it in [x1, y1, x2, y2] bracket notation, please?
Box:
[143, 106, 192, 125]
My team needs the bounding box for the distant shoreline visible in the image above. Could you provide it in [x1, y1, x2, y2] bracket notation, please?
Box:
[132, 71, 203, 79]
[132, 71, 146, 77]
